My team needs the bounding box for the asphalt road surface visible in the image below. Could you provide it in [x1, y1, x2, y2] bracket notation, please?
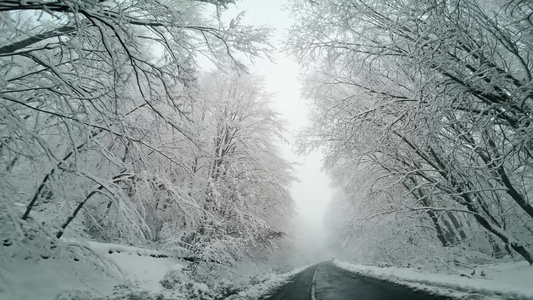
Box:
[262, 262, 452, 300]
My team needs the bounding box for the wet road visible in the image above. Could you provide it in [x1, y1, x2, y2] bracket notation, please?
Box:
[262, 262, 452, 300]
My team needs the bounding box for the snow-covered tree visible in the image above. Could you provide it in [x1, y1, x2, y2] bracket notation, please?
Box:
[180, 71, 296, 275]
[289, 0, 533, 266]
[0, 0, 277, 263]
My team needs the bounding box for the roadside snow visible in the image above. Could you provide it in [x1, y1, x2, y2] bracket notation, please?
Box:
[334, 259, 533, 300]
[226, 265, 312, 300]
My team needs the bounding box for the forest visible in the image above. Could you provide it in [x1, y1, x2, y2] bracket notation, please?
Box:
[1, 0, 533, 299]
[290, 0, 533, 270]
[1, 0, 296, 298]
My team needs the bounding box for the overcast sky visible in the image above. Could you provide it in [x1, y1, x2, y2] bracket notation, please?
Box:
[224, 0, 336, 254]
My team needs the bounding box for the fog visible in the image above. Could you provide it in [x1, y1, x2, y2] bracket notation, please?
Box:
[223, 0, 338, 265]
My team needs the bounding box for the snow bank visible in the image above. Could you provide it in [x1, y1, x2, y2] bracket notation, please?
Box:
[335, 259, 533, 300]
[0, 240, 185, 299]
[69, 240, 185, 292]
[226, 265, 311, 300]
[0, 253, 119, 300]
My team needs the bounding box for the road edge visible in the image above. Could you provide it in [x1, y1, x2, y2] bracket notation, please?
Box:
[310, 265, 319, 300]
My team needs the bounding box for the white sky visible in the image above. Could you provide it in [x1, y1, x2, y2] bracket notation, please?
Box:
[224, 0, 336, 257]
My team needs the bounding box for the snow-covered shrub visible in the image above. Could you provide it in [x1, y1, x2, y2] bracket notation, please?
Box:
[0, 203, 57, 261]
[55, 290, 95, 300]
[56, 288, 175, 300]
[160, 267, 246, 300]
[212, 279, 245, 298]
[160, 269, 216, 300]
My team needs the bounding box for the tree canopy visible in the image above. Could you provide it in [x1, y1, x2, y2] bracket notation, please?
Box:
[289, 0, 533, 267]
[1, 0, 294, 279]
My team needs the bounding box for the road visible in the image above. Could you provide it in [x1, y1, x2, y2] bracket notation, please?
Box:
[262, 262, 452, 300]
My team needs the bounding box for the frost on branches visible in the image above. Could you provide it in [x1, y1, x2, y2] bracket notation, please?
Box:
[0, 0, 294, 292]
[289, 0, 533, 268]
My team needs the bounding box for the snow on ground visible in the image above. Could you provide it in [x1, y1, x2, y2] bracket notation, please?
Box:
[0, 253, 119, 300]
[1, 237, 307, 300]
[72, 240, 185, 292]
[0, 240, 185, 300]
[226, 264, 312, 300]
[335, 259, 533, 300]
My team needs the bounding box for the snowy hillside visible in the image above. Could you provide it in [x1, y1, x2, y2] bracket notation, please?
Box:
[1, 241, 182, 299]
[1, 239, 302, 300]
